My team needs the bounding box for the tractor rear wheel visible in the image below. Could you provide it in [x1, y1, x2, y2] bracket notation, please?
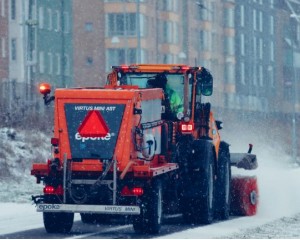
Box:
[215, 142, 231, 220]
[133, 179, 163, 234]
[183, 140, 215, 224]
[43, 212, 74, 233]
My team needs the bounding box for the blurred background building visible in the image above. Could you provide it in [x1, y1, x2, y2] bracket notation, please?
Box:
[0, 0, 299, 160]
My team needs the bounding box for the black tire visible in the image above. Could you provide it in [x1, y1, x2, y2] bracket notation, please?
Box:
[133, 180, 163, 234]
[183, 140, 215, 224]
[215, 142, 231, 220]
[43, 212, 74, 233]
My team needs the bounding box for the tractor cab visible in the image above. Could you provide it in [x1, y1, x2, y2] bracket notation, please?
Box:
[107, 64, 213, 122]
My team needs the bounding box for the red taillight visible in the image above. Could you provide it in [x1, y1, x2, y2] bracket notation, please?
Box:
[121, 186, 144, 196]
[180, 123, 194, 133]
[132, 187, 144, 196]
[51, 138, 59, 146]
[44, 186, 55, 194]
[44, 185, 63, 195]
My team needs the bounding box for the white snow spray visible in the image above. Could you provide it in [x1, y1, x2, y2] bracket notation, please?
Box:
[221, 117, 300, 219]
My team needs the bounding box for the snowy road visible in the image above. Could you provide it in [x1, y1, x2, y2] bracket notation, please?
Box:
[1, 203, 300, 238]
[2, 157, 300, 238]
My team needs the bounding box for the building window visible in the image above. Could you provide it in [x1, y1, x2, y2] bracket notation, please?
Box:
[159, 0, 179, 12]
[39, 51, 44, 73]
[268, 66, 274, 87]
[140, 14, 147, 37]
[259, 38, 263, 59]
[56, 53, 61, 75]
[270, 16, 274, 35]
[129, 48, 138, 63]
[162, 21, 168, 43]
[48, 52, 53, 74]
[259, 11, 263, 32]
[270, 41, 274, 61]
[11, 38, 16, 61]
[253, 64, 257, 86]
[224, 8, 234, 27]
[1, 38, 6, 58]
[10, 0, 15, 20]
[253, 36, 257, 59]
[106, 48, 137, 72]
[199, 30, 210, 51]
[225, 63, 235, 83]
[197, 0, 214, 21]
[1, 0, 5, 17]
[224, 36, 234, 55]
[297, 24, 300, 42]
[240, 5, 244, 27]
[107, 13, 140, 37]
[253, 9, 257, 31]
[106, 49, 124, 72]
[259, 65, 263, 86]
[85, 22, 93, 32]
[162, 53, 173, 64]
[240, 34, 245, 56]
[47, 9, 52, 30]
[55, 10, 60, 32]
[241, 62, 245, 85]
[39, 7, 44, 29]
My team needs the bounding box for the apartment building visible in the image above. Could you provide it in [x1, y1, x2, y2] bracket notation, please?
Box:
[1, 0, 299, 117]
[36, 0, 73, 89]
[72, 0, 105, 87]
[104, 0, 230, 109]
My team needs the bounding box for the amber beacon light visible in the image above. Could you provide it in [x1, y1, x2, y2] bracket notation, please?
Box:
[39, 83, 51, 95]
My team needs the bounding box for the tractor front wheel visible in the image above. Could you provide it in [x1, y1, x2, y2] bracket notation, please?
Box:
[215, 142, 231, 220]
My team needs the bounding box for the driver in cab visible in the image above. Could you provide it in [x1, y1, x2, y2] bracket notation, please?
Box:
[147, 73, 183, 119]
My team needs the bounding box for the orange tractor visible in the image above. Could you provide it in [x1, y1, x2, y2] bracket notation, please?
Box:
[31, 64, 258, 234]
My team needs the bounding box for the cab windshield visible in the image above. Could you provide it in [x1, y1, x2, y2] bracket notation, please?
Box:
[118, 72, 193, 117]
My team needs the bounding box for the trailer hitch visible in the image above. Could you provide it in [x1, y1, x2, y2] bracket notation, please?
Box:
[32, 195, 44, 204]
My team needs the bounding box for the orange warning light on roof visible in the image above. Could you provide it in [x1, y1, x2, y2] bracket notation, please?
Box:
[78, 110, 109, 137]
[39, 83, 51, 95]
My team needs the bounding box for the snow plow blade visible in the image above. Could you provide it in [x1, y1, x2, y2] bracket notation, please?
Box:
[36, 204, 140, 215]
[230, 153, 258, 170]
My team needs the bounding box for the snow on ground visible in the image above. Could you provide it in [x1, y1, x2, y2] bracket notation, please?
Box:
[0, 203, 43, 235]
[0, 127, 49, 203]
[1, 126, 300, 238]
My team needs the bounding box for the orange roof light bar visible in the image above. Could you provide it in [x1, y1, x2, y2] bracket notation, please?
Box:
[112, 64, 193, 73]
